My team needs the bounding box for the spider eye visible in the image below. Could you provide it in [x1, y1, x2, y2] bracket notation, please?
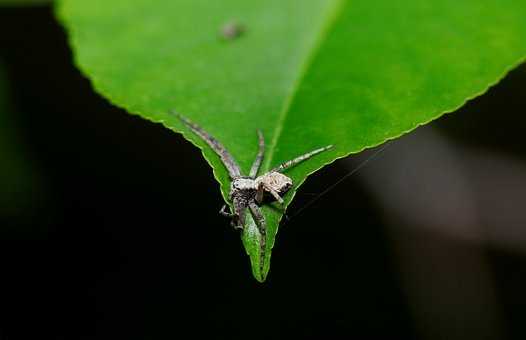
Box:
[232, 179, 244, 190]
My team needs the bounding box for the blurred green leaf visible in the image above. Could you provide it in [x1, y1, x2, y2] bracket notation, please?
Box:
[0, 63, 43, 218]
[58, 0, 526, 281]
[0, 0, 51, 6]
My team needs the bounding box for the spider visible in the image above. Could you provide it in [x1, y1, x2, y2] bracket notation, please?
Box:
[177, 114, 333, 234]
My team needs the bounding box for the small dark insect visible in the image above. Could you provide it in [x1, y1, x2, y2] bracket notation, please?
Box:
[220, 21, 246, 40]
[177, 114, 333, 236]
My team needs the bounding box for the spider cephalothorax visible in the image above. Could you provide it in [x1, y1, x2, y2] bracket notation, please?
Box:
[177, 114, 332, 234]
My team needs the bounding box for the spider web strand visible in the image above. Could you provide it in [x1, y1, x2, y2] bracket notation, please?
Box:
[286, 142, 392, 222]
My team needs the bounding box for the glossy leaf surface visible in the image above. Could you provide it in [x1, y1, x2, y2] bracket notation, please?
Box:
[58, 0, 526, 281]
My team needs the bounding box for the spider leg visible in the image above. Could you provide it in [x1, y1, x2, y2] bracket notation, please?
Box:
[219, 204, 233, 218]
[255, 182, 264, 205]
[220, 205, 242, 230]
[176, 113, 242, 179]
[249, 129, 265, 178]
[271, 145, 333, 173]
[248, 201, 267, 243]
[231, 197, 247, 230]
[266, 184, 284, 204]
[256, 182, 284, 205]
[232, 214, 244, 230]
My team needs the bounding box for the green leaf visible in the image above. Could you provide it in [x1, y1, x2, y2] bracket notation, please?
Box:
[57, 0, 526, 281]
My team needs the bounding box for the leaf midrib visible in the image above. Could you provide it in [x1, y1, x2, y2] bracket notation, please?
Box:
[263, 0, 346, 173]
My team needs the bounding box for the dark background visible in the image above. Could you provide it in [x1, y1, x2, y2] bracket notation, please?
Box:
[1, 5, 526, 340]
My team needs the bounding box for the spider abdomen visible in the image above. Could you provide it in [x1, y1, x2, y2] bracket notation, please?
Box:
[256, 172, 293, 196]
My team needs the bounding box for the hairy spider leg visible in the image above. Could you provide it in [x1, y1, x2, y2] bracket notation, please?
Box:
[271, 145, 334, 173]
[255, 185, 264, 204]
[256, 182, 284, 205]
[249, 129, 265, 179]
[177, 113, 242, 179]
[232, 195, 250, 230]
[219, 204, 233, 218]
[248, 201, 266, 247]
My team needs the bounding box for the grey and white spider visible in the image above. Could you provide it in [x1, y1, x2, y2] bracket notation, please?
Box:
[177, 114, 332, 234]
